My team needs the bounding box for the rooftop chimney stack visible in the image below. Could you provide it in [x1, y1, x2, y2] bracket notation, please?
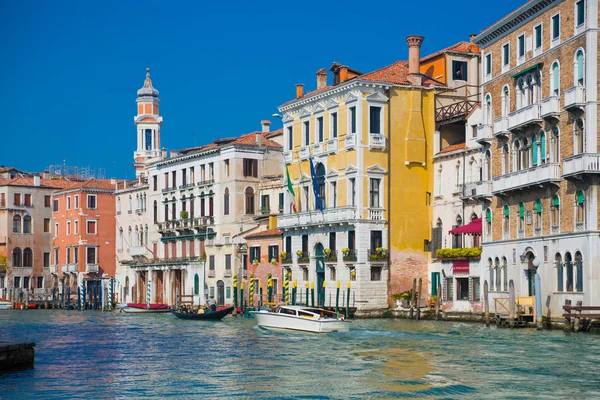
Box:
[256, 131, 262, 146]
[33, 176, 40, 187]
[406, 35, 425, 86]
[296, 83, 304, 99]
[469, 33, 477, 42]
[261, 120, 271, 133]
[316, 69, 327, 89]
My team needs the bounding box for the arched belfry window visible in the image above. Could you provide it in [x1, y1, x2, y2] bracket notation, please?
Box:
[245, 187, 255, 215]
[145, 129, 152, 151]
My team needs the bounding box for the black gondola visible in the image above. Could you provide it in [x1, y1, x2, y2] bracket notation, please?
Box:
[171, 306, 235, 320]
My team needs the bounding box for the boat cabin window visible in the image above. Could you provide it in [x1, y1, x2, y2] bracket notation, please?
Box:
[279, 308, 297, 316]
[298, 311, 315, 319]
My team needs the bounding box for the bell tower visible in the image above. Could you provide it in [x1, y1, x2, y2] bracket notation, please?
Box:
[134, 68, 163, 177]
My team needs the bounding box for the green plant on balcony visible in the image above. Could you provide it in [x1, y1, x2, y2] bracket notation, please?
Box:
[270, 258, 278, 265]
[281, 251, 291, 264]
[252, 258, 259, 266]
[180, 210, 189, 220]
[435, 247, 482, 260]
[323, 248, 337, 262]
[296, 250, 309, 263]
[369, 247, 388, 261]
[0, 255, 6, 273]
[342, 248, 356, 262]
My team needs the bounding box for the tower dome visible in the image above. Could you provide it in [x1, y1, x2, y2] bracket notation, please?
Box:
[137, 68, 159, 98]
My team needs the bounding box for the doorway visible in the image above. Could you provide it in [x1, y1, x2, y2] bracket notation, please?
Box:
[217, 280, 225, 305]
[315, 243, 325, 306]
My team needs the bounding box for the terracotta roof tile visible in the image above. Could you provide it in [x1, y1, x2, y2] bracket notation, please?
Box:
[57, 178, 117, 191]
[265, 128, 283, 139]
[420, 41, 480, 63]
[0, 177, 78, 189]
[245, 228, 282, 239]
[231, 132, 282, 149]
[437, 142, 466, 155]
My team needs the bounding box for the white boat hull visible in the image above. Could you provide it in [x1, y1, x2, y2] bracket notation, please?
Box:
[0, 301, 11, 310]
[250, 310, 349, 333]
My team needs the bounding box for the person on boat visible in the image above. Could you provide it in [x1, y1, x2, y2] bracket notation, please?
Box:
[208, 296, 216, 312]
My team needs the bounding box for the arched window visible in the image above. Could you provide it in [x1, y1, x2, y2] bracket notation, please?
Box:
[455, 162, 461, 186]
[522, 138, 530, 169]
[513, 140, 521, 171]
[144, 225, 148, 245]
[556, 253, 563, 291]
[12, 215, 21, 233]
[164, 203, 169, 222]
[551, 195, 560, 229]
[135, 226, 139, 246]
[494, 257, 501, 293]
[453, 214, 463, 248]
[145, 129, 152, 151]
[551, 61, 560, 96]
[194, 274, 200, 295]
[502, 144, 510, 174]
[552, 126, 560, 163]
[575, 49, 585, 86]
[488, 258, 494, 291]
[485, 208, 492, 237]
[532, 135, 538, 165]
[517, 78, 525, 108]
[200, 192, 206, 217]
[316, 163, 326, 208]
[576, 190, 585, 227]
[518, 202, 525, 233]
[575, 119, 584, 155]
[503, 205, 510, 237]
[575, 251, 583, 292]
[153, 200, 158, 223]
[485, 94, 492, 124]
[224, 188, 230, 215]
[245, 187, 255, 214]
[143, 193, 147, 211]
[117, 196, 121, 214]
[565, 252, 573, 292]
[189, 194, 195, 218]
[502, 86, 510, 117]
[501, 257, 508, 291]
[12, 247, 22, 267]
[540, 131, 547, 163]
[534, 199, 542, 232]
[23, 248, 32, 267]
[485, 150, 492, 180]
[23, 215, 32, 233]
[436, 166, 443, 196]
[208, 190, 214, 217]
[118, 227, 123, 251]
[171, 196, 176, 220]
[128, 195, 132, 212]
[128, 226, 132, 248]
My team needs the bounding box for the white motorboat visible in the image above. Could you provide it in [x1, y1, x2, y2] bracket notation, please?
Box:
[0, 299, 11, 310]
[250, 305, 349, 333]
[117, 303, 171, 313]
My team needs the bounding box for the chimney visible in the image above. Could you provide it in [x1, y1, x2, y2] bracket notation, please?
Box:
[161, 148, 168, 159]
[406, 35, 425, 86]
[256, 131, 262, 146]
[469, 33, 477, 42]
[316, 69, 327, 89]
[296, 83, 304, 99]
[261, 120, 271, 133]
[33, 176, 40, 187]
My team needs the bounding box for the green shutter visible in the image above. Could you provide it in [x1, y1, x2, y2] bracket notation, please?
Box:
[486, 208, 492, 223]
[532, 136, 538, 165]
[553, 195, 560, 207]
[535, 199, 542, 213]
[576, 190, 585, 204]
[519, 202, 525, 218]
[504, 205, 510, 217]
[540, 132, 546, 160]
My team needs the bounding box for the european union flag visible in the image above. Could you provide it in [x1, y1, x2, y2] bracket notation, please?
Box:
[309, 157, 324, 211]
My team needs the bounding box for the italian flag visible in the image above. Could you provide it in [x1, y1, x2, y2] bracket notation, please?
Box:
[286, 165, 297, 213]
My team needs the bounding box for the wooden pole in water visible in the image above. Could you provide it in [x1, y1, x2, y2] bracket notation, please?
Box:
[410, 278, 417, 319]
[416, 278, 422, 321]
[484, 280, 490, 326]
[346, 281, 350, 319]
[335, 281, 340, 314]
[305, 282, 309, 307]
[509, 279, 515, 328]
[435, 283, 441, 320]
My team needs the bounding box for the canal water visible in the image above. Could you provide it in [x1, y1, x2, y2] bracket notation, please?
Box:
[1, 311, 599, 399]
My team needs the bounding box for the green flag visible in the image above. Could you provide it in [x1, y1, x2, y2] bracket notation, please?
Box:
[286, 165, 297, 213]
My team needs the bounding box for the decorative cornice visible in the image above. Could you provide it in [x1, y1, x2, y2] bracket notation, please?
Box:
[473, 0, 561, 48]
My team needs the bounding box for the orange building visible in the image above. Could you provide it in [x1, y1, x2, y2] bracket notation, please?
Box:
[245, 225, 283, 304]
[51, 179, 117, 300]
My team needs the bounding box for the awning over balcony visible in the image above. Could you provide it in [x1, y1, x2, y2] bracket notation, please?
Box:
[448, 218, 482, 235]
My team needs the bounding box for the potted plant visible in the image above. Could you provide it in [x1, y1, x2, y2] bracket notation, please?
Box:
[252, 258, 259, 266]
[180, 210, 189, 220]
[426, 295, 437, 307]
[296, 250, 303, 258]
[270, 258, 277, 265]
[280, 251, 287, 259]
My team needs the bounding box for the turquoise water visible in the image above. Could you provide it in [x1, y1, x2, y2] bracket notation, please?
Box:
[1, 311, 599, 399]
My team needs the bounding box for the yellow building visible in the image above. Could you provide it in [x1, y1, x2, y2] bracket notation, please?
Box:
[277, 36, 474, 309]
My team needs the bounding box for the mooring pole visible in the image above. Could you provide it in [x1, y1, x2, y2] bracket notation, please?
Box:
[416, 278, 422, 321]
[435, 283, 441, 320]
[410, 278, 417, 319]
[509, 280, 516, 328]
[484, 280, 490, 327]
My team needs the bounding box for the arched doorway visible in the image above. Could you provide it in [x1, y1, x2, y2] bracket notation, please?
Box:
[217, 280, 225, 305]
[124, 276, 130, 303]
[524, 250, 536, 296]
[315, 243, 325, 306]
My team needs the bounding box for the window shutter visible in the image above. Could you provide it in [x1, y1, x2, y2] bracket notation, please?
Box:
[535, 199, 542, 213]
[486, 208, 492, 223]
[540, 132, 546, 159]
[503, 205, 510, 217]
[576, 190, 585, 205]
[532, 136, 538, 165]
[552, 195, 560, 207]
[253, 159, 258, 177]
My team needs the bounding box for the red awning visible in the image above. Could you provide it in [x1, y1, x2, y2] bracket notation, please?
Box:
[448, 218, 482, 235]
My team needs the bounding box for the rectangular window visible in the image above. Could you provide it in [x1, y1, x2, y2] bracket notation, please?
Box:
[349, 177, 356, 206]
[331, 181, 337, 208]
[53, 247, 59, 265]
[456, 278, 470, 300]
[534, 24, 542, 50]
[518, 34, 525, 58]
[74, 246, 78, 263]
[224, 160, 229, 177]
[54, 222, 59, 237]
[502, 43, 509, 66]
[43, 252, 50, 268]
[225, 254, 231, 270]
[285, 236, 292, 254]
[226, 286, 231, 299]
[190, 167, 195, 184]
[329, 232, 336, 251]
[87, 195, 97, 209]
[24, 194, 32, 207]
[66, 246, 71, 264]
[13, 193, 21, 206]
[485, 54, 491, 75]
[552, 14, 560, 40]
[86, 220, 97, 234]
[209, 287, 215, 298]
[317, 116, 324, 142]
[370, 230, 383, 251]
[268, 245, 279, 262]
[172, 171, 177, 187]
[349, 106, 356, 134]
[278, 193, 284, 211]
[86, 247, 97, 264]
[330, 267, 336, 281]
[303, 121, 310, 145]
[44, 218, 50, 233]
[369, 178, 380, 208]
[369, 106, 381, 134]
[576, 1, 584, 27]
[67, 196, 71, 210]
[164, 172, 169, 188]
[45, 195, 51, 207]
[243, 159, 258, 177]
[209, 163, 214, 180]
[153, 175, 158, 191]
[209, 255, 215, 270]
[331, 112, 338, 138]
[74, 220, 78, 234]
[74, 195, 79, 209]
[348, 230, 355, 250]
[66, 220, 71, 235]
[287, 126, 293, 151]
[451, 60, 468, 81]
[301, 234, 308, 254]
[302, 186, 309, 211]
[370, 267, 382, 281]
[250, 246, 261, 264]
[182, 168, 187, 185]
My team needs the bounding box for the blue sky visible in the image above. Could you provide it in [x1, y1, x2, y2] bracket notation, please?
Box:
[0, 0, 522, 179]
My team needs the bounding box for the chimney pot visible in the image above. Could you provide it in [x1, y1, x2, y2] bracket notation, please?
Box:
[469, 33, 477, 42]
[296, 83, 304, 99]
[256, 132, 263, 146]
[261, 120, 271, 132]
[33, 176, 40, 186]
[316, 69, 327, 89]
[406, 35, 425, 85]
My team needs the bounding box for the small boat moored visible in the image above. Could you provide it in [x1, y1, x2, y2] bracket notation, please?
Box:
[172, 305, 234, 321]
[250, 305, 349, 333]
[118, 303, 171, 313]
[0, 299, 11, 310]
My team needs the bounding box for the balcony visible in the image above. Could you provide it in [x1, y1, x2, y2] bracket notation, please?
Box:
[562, 153, 600, 178]
[342, 249, 357, 262]
[278, 206, 357, 229]
[299, 146, 310, 160]
[197, 179, 214, 188]
[326, 138, 338, 153]
[368, 208, 384, 220]
[162, 186, 177, 193]
[368, 249, 388, 262]
[564, 86, 585, 110]
[459, 181, 492, 200]
[224, 268, 232, 277]
[260, 206, 270, 215]
[540, 96, 560, 118]
[179, 183, 195, 190]
[130, 246, 147, 257]
[435, 247, 481, 261]
[312, 142, 324, 154]
[86, 264, 99, 273]
[297, 252, 310, 264]
[345, 134, 356, 150]
[492, 163, 561, 194]
[508, 104, 541, 131]
[281, 254, 292, 264]
[369, 134, 386, 149]
[476, 124, 492, 143]
[324, 252, 337, 263]
[49, 265, 57, 274]
[284, 151, 293, 164]
[192, 216, 214, 228]
[493, 117, 509, 138]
